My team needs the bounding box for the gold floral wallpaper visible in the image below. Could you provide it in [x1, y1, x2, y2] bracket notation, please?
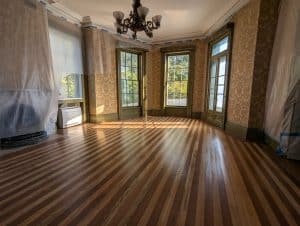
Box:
[146, 48, 162, 110]
[227, 0, 261, 127]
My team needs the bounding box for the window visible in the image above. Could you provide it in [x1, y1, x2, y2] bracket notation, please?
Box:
[165, 54, 190, 107]
[212, 36, 229, 56]
[208, 36, 229, 113]
[60, 74, 82, 99]
[49, 25, 83, 100]
[120, 51, 140, 107]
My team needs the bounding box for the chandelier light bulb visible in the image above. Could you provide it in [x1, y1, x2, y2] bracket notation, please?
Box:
[137, 6, 149, 20]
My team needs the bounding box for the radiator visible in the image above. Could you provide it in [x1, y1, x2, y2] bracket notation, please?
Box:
[57, 107, 82, 129]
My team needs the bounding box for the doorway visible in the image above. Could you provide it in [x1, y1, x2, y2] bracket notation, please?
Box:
[117, 50, 143, 120]
[206, 35, 231, 128]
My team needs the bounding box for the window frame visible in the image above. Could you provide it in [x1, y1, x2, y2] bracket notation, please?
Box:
[118, 50, 142, 108]
[205, 23, 234, 128]
[165, 52, 190, 107]
[160, 46, 195, 118]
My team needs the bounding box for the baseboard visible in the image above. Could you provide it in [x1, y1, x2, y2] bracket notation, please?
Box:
[147, 109, 163, 116]
[225, 121, 264, 142]
[225, 121, 248, 140]
[147, 110, 203, 119]
[191, 112, 202, 119]
[89, 113, 118, 123]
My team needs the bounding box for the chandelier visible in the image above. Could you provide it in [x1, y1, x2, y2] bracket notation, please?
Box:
[113, 0, 162, 39]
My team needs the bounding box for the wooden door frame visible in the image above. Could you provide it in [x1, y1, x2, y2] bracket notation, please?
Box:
[160, 46, 196, 118]
[116, 48, 146, 120]
[204, 23, 234, 128]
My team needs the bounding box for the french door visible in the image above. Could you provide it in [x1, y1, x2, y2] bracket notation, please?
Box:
[206, 35, 230, 128]
[117, 50, 143, 120]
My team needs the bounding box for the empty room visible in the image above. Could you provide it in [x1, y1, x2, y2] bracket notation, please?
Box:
[0, 0, 299, 225]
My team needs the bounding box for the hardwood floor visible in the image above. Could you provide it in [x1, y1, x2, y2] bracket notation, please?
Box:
[0, 117, 299, 226]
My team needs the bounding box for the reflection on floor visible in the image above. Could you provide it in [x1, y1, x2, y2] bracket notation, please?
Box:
[0, 117, 299, 225]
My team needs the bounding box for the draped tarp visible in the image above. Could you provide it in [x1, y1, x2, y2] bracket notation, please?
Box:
[0, 0, 57, 138]
[265, 0, 300, 159]
[84, 28, 116, 76]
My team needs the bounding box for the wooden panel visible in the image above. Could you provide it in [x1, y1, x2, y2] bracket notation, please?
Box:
[0, 117, 299, 225]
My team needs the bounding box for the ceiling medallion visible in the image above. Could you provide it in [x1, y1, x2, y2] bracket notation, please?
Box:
[113, 0, 162, 39]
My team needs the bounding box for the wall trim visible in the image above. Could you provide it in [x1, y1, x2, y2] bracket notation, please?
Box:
[225, 121, 248, 140]
[89, 113, 118, 123]
[147, 109, 164, 116]
[191, 112, 202, 119]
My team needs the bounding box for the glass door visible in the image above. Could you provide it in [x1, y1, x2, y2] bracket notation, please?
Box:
[206, 36, 230, 128]
[118, 50, 143, 120]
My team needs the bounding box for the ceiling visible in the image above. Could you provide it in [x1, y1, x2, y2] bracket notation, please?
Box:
[49, 0, 249, 43]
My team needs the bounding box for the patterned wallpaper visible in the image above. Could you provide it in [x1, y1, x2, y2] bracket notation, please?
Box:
[146, 48, 162, 110]
[227, 0, 261, 127]
[193, 40, 208, 113]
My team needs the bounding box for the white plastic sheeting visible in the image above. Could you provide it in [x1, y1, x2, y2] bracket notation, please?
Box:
[48, 19, 83, 99]
[0, 0, 57, 138]
[84, 28, 116, 76]
[265, 0, 300, 159]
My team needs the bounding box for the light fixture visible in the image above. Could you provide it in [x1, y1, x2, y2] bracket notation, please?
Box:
[113, 0, 162, 39]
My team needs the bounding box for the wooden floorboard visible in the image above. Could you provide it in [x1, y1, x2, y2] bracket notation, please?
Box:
[0, 117, 299, 226]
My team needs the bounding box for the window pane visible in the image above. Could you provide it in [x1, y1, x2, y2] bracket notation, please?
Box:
[133, 94, 139, 106]
[121, 66, 126, 79]
[216, 95, 224, 112]
[211, 61, 217, 77]
[181, 81, 188, 97]
[168, 56, 176, 68]
[209, 92, 214, 110]
[132, 54, 138, 67]
[121, 52, 126, 66]
[212, 36, 229, 56]
[132, 81, 139, 94]
[217, 85, 224, 95]
[131, 67, 138, 80]
[182, 70, 188, 81]
[175, 70, 182, 81]
[121, 79, 127, 93]
[122, 94, 127, 107]
[168, 69, 175, 81]
[126, 53, 132, 67]
[218, 76, 225, 85]
[127, 94, 134, 106]
[219, 56, 226, 76]
[210, 76, 216, 90]
[60, 74, 82, 99]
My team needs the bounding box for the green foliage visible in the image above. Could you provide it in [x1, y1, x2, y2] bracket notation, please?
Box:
[62, 74, 76, 98]
[167, 54, 189, 100]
